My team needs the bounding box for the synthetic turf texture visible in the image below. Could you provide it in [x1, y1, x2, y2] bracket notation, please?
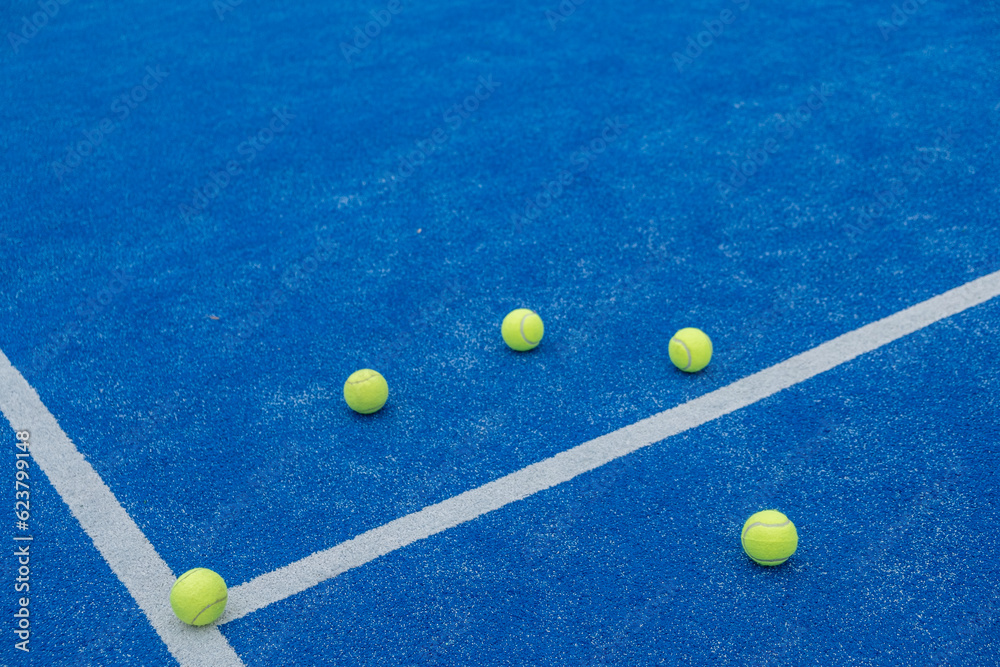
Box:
[1, 0, 998, 665]
[2, 275, 998, 666]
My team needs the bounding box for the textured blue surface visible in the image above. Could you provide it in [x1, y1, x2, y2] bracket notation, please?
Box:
[1, 0, 998, 664]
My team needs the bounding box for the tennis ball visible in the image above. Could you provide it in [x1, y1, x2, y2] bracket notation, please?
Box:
[170, 568, 228, 626]
[741, 510, 798, 566]
[343, 369, 389, 414]
[502, 308, 544, 351]
[669, 327, 712, 373]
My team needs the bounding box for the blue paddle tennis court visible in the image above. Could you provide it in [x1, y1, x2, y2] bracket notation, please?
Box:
[2, 0, 999, 664]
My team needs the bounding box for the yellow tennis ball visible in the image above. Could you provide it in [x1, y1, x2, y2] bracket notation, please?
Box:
[669, 327, 713, 372]
[502, 308, 544, 351]
[343, 368, 389, 414]
[741, 510, 798, 566]
[170, 568, 228, 626]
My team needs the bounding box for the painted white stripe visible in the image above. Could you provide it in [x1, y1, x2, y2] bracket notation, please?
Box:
[223, 270, 1000, 622]
[0, 353, 245, 667]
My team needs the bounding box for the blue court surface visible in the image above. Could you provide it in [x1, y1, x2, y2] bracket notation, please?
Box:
[2, 0, 999, 665]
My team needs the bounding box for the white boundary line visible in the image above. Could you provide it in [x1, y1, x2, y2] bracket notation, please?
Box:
[0, 356, 245, 667]
[222, 270, 1000, 622]
[1, 270, 998, 662]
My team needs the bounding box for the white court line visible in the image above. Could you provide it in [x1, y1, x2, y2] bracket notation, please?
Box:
[222, 270, 1000, 622]
[0, 356, 245, 667]
[2, 270, 999, 663]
